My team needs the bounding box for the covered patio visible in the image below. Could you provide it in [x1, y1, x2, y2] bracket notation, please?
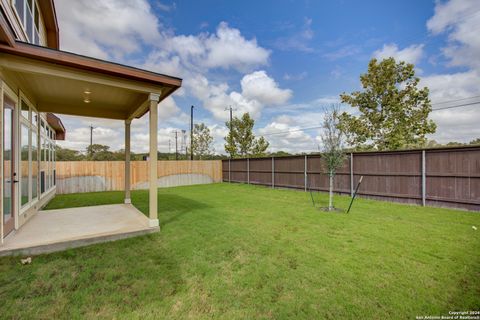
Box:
[0, 204, 156, 256]
[0, 41, 182, 254]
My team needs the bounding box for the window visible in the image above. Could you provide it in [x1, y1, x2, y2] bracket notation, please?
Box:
[13, 0, 25, 25]
[32, 131, 38, 200]
[33, 112, 38, 127]
[20, 124, 29, 207]
[39, 115, 56, 195]
[21, 100, 29, 120]
[19, 99, 42, 211]
[12, 0, 41, 45]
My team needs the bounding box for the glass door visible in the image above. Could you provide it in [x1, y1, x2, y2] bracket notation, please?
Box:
[3, 93, 16, 237]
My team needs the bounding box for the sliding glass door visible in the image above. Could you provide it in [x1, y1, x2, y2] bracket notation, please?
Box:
[3, 93, 17, 237]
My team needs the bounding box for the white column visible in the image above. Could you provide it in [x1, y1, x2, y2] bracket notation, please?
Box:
[124, 119, 131, 204]
[148, 93, 160, 227]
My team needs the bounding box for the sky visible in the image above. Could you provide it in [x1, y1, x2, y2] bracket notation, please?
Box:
[54, 0, 480, 154]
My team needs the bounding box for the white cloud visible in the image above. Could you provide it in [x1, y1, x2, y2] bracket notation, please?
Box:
[373, 43, 424, 64]
[258, 114, 322, 153]
[202, 22, 270, 71]
[148, 21, 271, 75]
[187, 71, 291, 121]
[427, 0, 480, 69]
[421, 0, 480, 143]
[56, 0, 161, 60]
[428, 106, 480, 143]
[241, 71, 292, 106]
[421, 70, 480, 143]
[420, 70, 480, 103]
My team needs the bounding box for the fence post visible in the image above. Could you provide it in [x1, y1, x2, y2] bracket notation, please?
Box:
[272, 157, 275, 188]
[304, 155, 308, 192]
[350, 152, 354, 197]
[422, 150, 426, 206]
[229, 159, 231, 183]
[247, 158, 250, 184]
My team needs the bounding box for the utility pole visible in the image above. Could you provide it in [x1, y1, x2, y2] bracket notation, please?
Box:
[190, 105, 194, 160]
[89, 125, 94, 147]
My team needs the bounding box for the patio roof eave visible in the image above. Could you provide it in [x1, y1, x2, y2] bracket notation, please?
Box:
[0, 42, 182, 120]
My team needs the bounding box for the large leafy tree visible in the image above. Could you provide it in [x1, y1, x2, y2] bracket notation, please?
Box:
[338, 58, 436, 150]
[225, 112, 269, 158]
[192, 123, 214, 159]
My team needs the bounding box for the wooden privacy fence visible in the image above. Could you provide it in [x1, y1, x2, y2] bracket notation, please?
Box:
[56, 160, 222, 194]
[222, 146, 480, 211]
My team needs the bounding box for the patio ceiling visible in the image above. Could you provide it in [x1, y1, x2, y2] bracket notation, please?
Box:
[0, 42, 182, 120]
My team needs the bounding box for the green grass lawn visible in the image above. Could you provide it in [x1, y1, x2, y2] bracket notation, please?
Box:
[1, 183, 479, 319]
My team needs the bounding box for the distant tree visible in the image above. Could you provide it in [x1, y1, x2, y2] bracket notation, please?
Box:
[55, 145, 85, 161]
[320, 105, 346, 211]
[445, 141, 465, 147]
[251, 137, 269, 158]
[469, 138, 480, 145]
[425, 140, 441, 148]
[192, 123, 214, 159]
[225, 112, 269, 158]
[339, 58, 436, 151]
[269, 151, 292, 157]
[86, 144, 116, 161]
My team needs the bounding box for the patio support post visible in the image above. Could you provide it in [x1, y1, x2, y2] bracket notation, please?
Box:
[148, 93, 160, 227]
[124, 119, 131, 204]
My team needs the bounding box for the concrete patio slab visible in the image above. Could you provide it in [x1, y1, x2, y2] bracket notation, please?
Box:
[0, 204, 159, 256]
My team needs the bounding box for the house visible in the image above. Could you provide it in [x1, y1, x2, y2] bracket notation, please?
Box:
[0, 0, 182, 254]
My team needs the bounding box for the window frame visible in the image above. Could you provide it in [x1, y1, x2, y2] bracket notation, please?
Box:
[39, 113, 56, 196]
[18, 93, 39, 213]
[11, 0, 42, 45]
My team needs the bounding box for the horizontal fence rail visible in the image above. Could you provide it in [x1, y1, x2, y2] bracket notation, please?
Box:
[56, 160, 223, 194]
[222, 146, 480, 211]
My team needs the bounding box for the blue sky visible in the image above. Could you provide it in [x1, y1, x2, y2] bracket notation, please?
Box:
[55, 0, 480, 153]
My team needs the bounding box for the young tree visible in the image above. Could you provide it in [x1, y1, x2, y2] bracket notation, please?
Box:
[224, 112, 269, 158]
[338, 58, 436, 150]
[320, 105, 346, 211]
[192, 123, 214, 159]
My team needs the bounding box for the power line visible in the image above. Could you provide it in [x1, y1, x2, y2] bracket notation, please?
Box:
[257, 101, 479, 137]
[432, 101, 480, 111]
[431, 95, 480, 105]
[260, 126, 322, 137]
